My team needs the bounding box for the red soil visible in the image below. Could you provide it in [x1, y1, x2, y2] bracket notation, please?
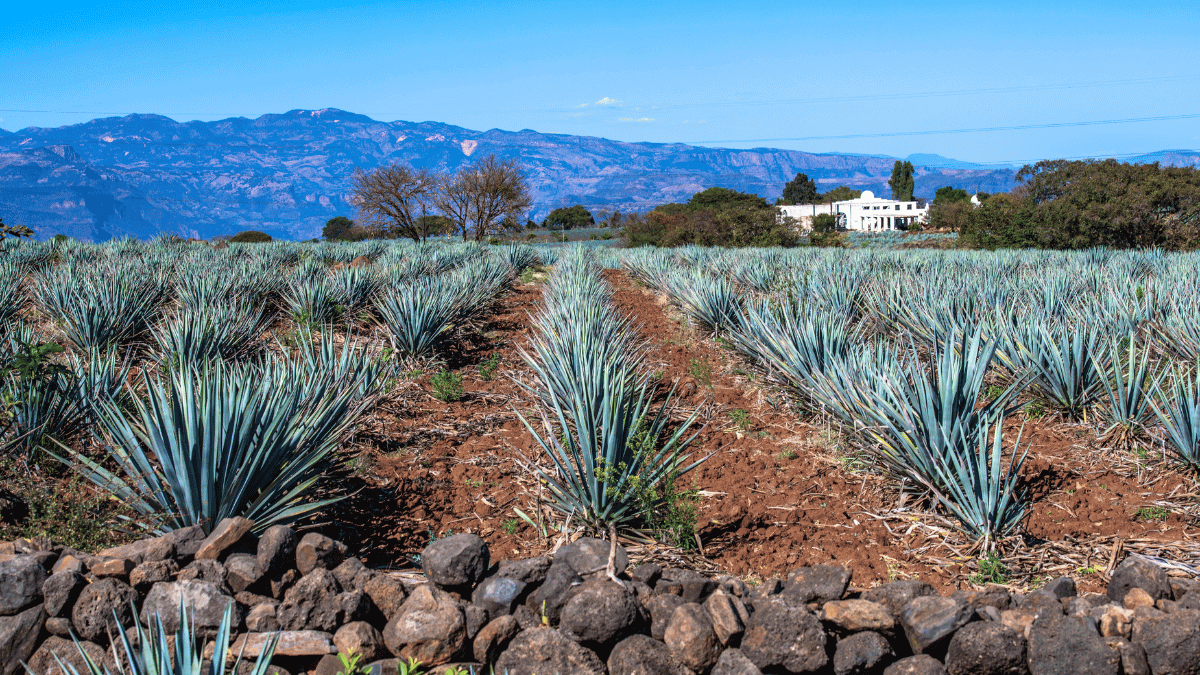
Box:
[323, 270, 1196, 595]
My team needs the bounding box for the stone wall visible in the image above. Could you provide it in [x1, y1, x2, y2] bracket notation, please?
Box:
[3, 518, 1199, 675]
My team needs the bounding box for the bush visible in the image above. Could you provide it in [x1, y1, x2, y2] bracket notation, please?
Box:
[623, 197, 799, 249]
[544, 205, 595, 230]
[430, 369, 464, 402]
[228, 230, 273, 244]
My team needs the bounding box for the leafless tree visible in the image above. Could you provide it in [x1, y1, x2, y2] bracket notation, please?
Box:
[349, 163, 442, 242]
[435, 154, 532, 241]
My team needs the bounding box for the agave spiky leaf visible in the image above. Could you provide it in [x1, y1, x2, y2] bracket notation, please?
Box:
[54, 357, 372, 534]
[374, 276, 461, 360]
[1150, 367, 1200, 469]
[1020, 324, 1104, 419]
[928, 419, 1029, 548]
[153, 300, 269, 366]
[1093, 333, 1163, 436]
[662, 271, 743, 335]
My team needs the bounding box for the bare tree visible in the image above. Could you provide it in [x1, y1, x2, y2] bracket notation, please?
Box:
[435, 155, 532, 241]
[349, 163, 442, 242]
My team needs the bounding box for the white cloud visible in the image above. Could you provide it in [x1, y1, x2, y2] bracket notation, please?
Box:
[618, 117, 655, 123]
[579, 97, 622, 108]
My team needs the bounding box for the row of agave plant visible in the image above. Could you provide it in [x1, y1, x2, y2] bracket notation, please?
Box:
[0, 237, 543, 537]
[513, 248, 707, 543]
[624, 245, 1200, 550]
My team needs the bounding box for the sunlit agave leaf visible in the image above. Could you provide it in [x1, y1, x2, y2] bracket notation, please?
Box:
[1150, 367, 1200, 470]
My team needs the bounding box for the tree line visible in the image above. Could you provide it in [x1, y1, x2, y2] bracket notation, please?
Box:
[326, 154, 532, 243]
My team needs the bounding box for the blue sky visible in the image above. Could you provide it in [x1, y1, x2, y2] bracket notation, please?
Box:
[3, 0, 1198, 164]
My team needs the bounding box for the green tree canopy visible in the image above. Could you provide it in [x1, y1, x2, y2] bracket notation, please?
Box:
[686, 187, 770, 210]
[933, 186, 971, 205]
[782, 173, 820, 205]
[889, 160, 916, 201]
[0, 216, 34, 241]
[322, 216, 355, 240]
[819, 186, 864, 203]
[543, 204, 595, 230]
[229, 230, 273, 243]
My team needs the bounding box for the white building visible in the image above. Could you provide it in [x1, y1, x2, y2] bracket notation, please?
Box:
[779, 190, 929, 232]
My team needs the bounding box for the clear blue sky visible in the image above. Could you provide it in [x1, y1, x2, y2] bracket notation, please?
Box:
[3, 0, 1198, 164]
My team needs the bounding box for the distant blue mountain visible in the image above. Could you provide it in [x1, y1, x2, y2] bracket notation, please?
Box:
[1, 109, 1187, 241]
[904, 153, 1017, 170]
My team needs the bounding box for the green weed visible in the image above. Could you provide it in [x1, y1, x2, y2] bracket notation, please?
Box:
[968, 553, 1008, 585]
[1134, 506, 1170, 522]
[430, 369, 464, 402]
[502, 518, 521, 535]
[688, 358, 713, 387]
[728, 408, 752, 430]
[479, 352, 502, 380]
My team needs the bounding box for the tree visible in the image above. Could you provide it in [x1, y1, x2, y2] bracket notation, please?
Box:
[782, 172, 820, 205]
[0, 217, 33, 241]
[888, 160, 915, 201]
[809, 213, 844, 247]
[435, 155, 533, 242]
[544, 204, 595, 230]
[819, 186, 863, 203]
[229, 230, 273, 243]
[322, 216, 355, 241]
[686, 187, 769, 210]
[350, 162, 439, 242]
[933, 186, 971, 205]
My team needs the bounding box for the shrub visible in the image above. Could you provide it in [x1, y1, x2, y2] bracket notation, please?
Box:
[431, 369, 464, 402]
[228, 230, 273, 244]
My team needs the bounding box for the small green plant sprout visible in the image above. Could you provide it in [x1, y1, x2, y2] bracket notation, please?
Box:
[337, 651, 371, 675]
[1077, 565, 1102, 576]
[1024, 400, 1047, 419]
[776, 448, 798, 461]
[10, 340, 66, 381]
[541, 600, 550, 626]
[396, 657, 424, 675]
[968, 552, 1008, 585]
[728, 408, 752, 430]
[430, 369, 464, 402]
[687, 357, 713, 387]
[1134, 505, 1171, 522]
[464, 478, 483, 488]
[983, 384, 1004, 401]
[479, 352, 502, 380]
[502, 518, 521, 535]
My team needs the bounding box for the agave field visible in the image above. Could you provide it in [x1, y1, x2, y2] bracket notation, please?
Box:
[2, 236, 1199, 591]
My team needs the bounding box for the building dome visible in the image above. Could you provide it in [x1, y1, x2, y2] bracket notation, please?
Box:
[860, 190, 875, 200]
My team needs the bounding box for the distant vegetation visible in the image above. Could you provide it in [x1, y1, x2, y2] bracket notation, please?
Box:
[229, 230, 273, 243]
[776, 173, 864, 205]
[623, 187, 799, 248]
[542, 204, 595, 230]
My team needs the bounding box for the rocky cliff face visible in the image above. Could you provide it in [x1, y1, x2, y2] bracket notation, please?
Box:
[3, 108, 1162, 241]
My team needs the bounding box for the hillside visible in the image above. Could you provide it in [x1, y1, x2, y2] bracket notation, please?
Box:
[0, 109, 1191, 241]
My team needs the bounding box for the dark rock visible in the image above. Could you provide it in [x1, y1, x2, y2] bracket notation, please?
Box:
[558, 538, 629, 579]
[465, 603, 489, 640]
[335, 621, 386, 663]
[705, 591, 750, 645]
[72, 577, 137, 643]
[0, 605, 46, 675]
[944, 621, 1027, 675]
[741, 594, 828, 673]
[195, 517, 255, 560]
[609, 634, 690, 675]
[296, 533, 348, 576]
[495, 628, 606, 675]
[26, 636, 111, 675]
[884, 655, 948, 675]
[718, 576, 751, 598]
[784, 564, 851, 604]
[257, 525, 298, 577]
[421, 533, 489, 589]
[659, 568, 718, 603]
[98, 536, 172, 566]
[339, 589, 373, 623]
[365, 573, 408, 620]
[1042, 577, 1076, 600]
[1170, 577, 1200, 602]
[632, 563, 663, 587]
[332, 557, 369, 592]
[834, 631, 893, 675]
[270, 568, 299, 599]
[864, 581, 938, 619]
[474, 615, 520, 664]
[497, 556, 551, 586]
[1106, 555, 1171, 604]
[1106, 638, 1148, 675]
[512, 604, 540, 630]
[560, 579, 641, 645]
[712, 648, 764, 675]
[528, 560, 582, 625]
[130, 559, 178, 592]
[164, 524, 207, 560]
[277, 568, 342, 632]
[474, 575, 527, 616]
[382, 584, 466, 666]
[46, 616, 73, 636]
[246, 602, 280, 632]
[1027, 615, 1117, 675]
[1131, 607, 1200, 675]
[665, 602, 723, 672]
[225, 553, 264, 594]
[179, 558, 229, 589]
[51, 555, 85, 576]
[899, 595, 973, 656]
[141, 580, 239, 634]
[1019, 592, 1064, 619]
[227, 630, 337, 657]
[647, 594, 686, 640]
[0, 555, 47, 615]
[953, 585, 1012, 613]
[42, 570, 85, 617]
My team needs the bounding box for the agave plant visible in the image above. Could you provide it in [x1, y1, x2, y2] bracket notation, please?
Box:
[55, 357, 373, 534]
[1018, 324, 1105, 419]
[1093, 333, 1163, 450]
[34, 264, 165, 352]
[329, 265, 381, 313]
[663, 271, 743, 335]
[1151, 367, 1200, 470]
[280, 276, 342, 330]
[40, 599, 278, 675]
[1, 327, 85, 456]
[286, 329, 391, 403]
[153, 300, 269, 366]
[374, 276, 462, 360]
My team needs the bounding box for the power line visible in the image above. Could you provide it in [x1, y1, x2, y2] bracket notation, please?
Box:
[686, 113, 1200, 144]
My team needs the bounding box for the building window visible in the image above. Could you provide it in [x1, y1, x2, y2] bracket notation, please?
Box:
[907, 204, 913, 210]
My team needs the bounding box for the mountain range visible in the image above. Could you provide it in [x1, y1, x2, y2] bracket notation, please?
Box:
[1, 109, 1196, 242]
